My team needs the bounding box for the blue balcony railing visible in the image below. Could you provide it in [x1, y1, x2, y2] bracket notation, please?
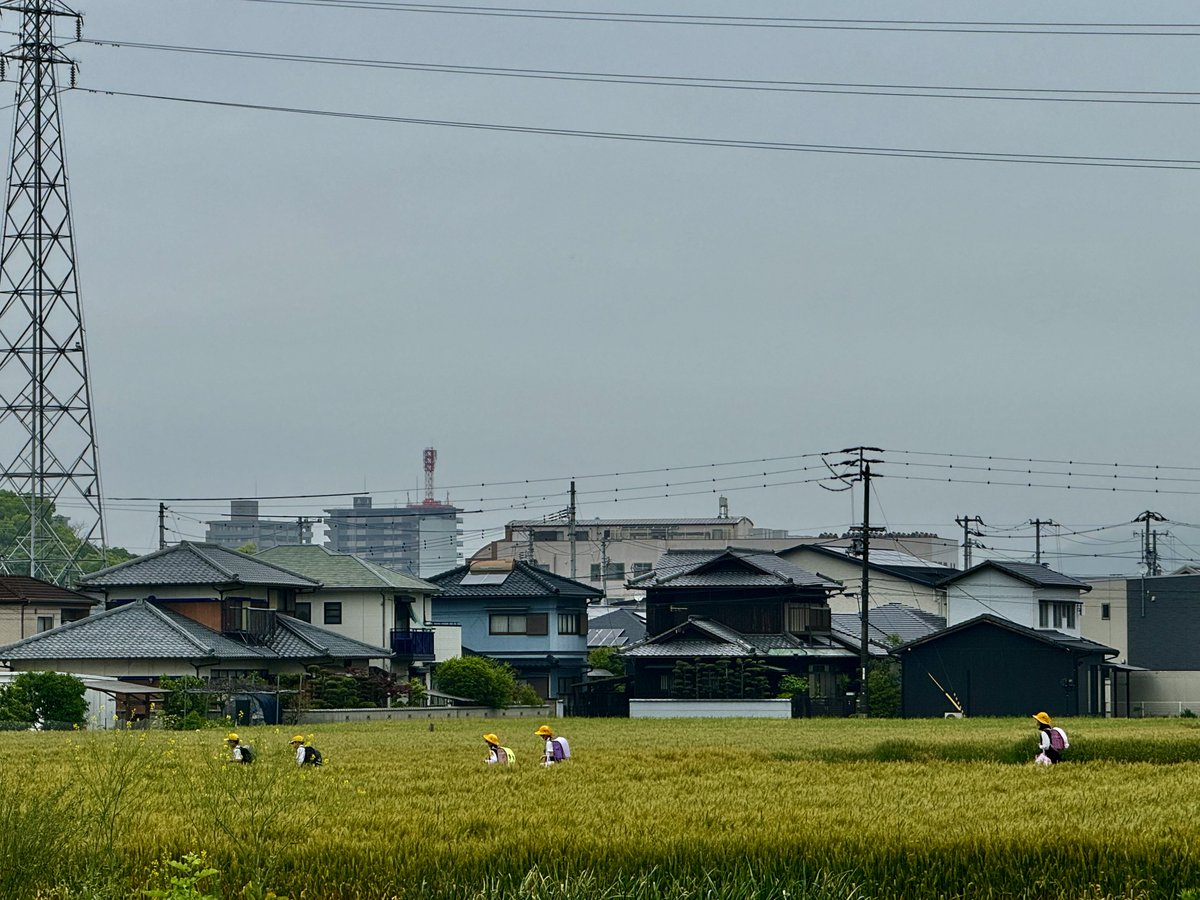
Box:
[391, 627, 435, 659]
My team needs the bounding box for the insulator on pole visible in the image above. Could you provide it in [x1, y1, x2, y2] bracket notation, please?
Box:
[0, 59, 5, 82]
[69, 64, 76, 88]
[76, 17, 82, 41]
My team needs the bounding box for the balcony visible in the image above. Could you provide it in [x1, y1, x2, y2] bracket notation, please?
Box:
[222, 607, 277, 645]
[390, 627, 435, 660]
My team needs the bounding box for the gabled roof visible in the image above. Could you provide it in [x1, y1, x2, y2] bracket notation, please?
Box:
[256, 545, 437, 593]
[831, 603, 945, 656]
[0, 599, 388, 663]
[628, 547, 840, 591]
[892, 613, 1117, 657]
[78, 542, 319, 589]
[587, 607, 647, 648]
[429, 561, 602, 599]
[938, 560, 1091, 592]
[0, 575, 96, 605]
[784, 544, 958, 587]
[621, 616, 855, 660]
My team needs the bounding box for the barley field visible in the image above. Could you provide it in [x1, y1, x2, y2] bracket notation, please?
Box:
[5, 716, 1200, 900]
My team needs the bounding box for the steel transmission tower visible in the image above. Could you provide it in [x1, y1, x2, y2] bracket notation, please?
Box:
[0, 0, 106, 584]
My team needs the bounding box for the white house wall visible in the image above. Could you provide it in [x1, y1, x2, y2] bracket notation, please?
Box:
[946, 570, 1082, 633]
[0, 604, 90, 645]
[1081, 577, 1129, 663]
[781, 551, 945, 615]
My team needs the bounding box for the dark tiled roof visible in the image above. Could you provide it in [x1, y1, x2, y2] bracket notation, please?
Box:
[257, 545, 436, 593]
[79, 542, 320, 589]
[509, 517, 752, 527]
[939, 560, 1091, 592]
[0, 600, 387, 663]
[893, 613, 1116, 657]
[587, 608, 647, 647]
[831, 603, 946, 656]
[786, 545, 958, 587]
[0, 575, 95, 604]
[429, 561, 602, 599]
[621, 617, 855, 660]
[629, 548, 839, 590]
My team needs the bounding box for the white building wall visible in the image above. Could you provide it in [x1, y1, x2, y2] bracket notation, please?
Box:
[781, 551, 946, 615]
[946, 571, 1083, 633]
[1081, 577, 1129, 662]
[0, 605, 88, 646]
[432, 623, 462, 663]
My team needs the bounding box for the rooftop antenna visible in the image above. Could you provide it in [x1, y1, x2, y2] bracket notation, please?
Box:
[423, 447, 437, 506]
[0, 0, 106, 584]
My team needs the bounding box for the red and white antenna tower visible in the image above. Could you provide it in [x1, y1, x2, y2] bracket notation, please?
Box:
[422, 447, 437, 506]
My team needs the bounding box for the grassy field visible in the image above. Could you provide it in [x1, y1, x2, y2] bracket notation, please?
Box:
[5, 716, 1200, 899]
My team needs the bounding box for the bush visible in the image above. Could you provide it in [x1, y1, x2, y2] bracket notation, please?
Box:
[587, 646, 625, 677]
[160, 676, 209, 730]
[776, 675, 809, 699]
[0, 671, 86, 727]
[433, 657, 516, 709]
[511, 682, 543, 707]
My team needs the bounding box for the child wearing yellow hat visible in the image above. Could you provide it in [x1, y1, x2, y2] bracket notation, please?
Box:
[535, 724, 571, 766]
[483, 733, 516, 766]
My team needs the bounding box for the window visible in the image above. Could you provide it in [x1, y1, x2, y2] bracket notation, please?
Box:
[36, 615, 54, 633]
[323, 602, 342, 625]
[532, 530, 562, 541]
[490, 613, 527, 634]
[786, 604, 831, 634]
[294, 602, 312, 623]
[1046, 601, 1076, 630]
[557, 611, 582, 635]
[1101, 603, 1111, 620]
[631, 562, 652, 577]
[1039, 602, 1050, 629]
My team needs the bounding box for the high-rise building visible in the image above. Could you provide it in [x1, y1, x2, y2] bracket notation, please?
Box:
[323, 496, 462, 578]
[204, 500, 312, 552]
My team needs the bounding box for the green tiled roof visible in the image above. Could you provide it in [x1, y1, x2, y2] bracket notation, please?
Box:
[257, 545, 437, 593]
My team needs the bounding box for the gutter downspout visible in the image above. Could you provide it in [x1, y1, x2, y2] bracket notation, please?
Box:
[20, 599, 29, 639]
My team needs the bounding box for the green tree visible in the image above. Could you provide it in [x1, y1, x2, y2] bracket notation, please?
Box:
[587, 646, 625, 677]
[433, 656, 516, 709]
[867, 659, 902, 718]
[236, 540, 258, 555]
[0, 490, 136, 582]
[0, 671, 87, 727]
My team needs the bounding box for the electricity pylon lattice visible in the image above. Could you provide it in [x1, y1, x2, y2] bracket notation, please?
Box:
[0, 0, 106, 584]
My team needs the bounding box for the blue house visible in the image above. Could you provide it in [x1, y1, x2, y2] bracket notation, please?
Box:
[428, 559, 602, 700]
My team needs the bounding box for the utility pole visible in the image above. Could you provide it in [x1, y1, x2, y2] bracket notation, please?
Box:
[0, 1, 103, 584]
[1134, 510, 1166, 576]
[158, 503, 167, 550]
[568, 480, 576, 580]
[599, 529, 609, 600]
[954, 516, 984, 570]
[1030, 518, 1057, 565]
[835, 447, 884, 717]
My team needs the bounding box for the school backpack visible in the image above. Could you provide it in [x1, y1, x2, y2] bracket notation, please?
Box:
[304, 746, 323, 767]
[238, 744, 254, 764]
[1048, 728, 1067, 752]
[551, 737, 570, 761]
[500, 746, 517, 765]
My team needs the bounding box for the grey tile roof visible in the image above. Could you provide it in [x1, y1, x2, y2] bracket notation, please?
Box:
[0, 600, 271, 661]
[509, 517, 752, 527]
[80, 542, 320, 589]
[429, 561, 602, 600]
[620, 616, 855, 660]
[940, 560, 1091, 592]
[787, 545, 958, 587]
[586, 608, 647, 648]
[257, 545, 437, 593]
[629, 548, 839, 590]
[831, 603, 946, 656]
[0, 600, 387, 663]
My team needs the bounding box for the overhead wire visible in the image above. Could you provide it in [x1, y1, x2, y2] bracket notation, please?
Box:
[74, 88, 1200, 172]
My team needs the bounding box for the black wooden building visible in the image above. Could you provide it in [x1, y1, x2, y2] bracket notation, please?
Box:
[893, 614, 1117, 717]
[620, 548, 856, 705]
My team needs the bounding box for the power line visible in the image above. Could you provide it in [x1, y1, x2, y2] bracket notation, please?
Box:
[227, 1, 1200, 36]
[76, 87, 1200, 171]
[79, 37, 1200, 106]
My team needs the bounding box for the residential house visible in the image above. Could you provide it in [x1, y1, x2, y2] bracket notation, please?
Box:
[892, 560, 1115, 717]
[1082, 572, 1200, 716]
[830, 602, 945, 659]
[428, 558, 600, 700]
[256, 544, 460, 679]
[0, 576, 96, 645]
[588, 607, 646, 650]
[473, 514, 958, 601]
[620, 548, 856, 712]
[778, 544, 957, 616]
[892, 614, 1116, 717]
[0, 598, 390, 680]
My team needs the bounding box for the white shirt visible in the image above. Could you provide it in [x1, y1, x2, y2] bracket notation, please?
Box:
[295, 745, 307, 767]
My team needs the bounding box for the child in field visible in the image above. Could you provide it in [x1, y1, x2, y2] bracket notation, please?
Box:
[1032, 711, 1069, 764]
[535, 724, 570, 766]
[483, 732, 516, 766]
[225, 732, 253, 764]
[289, 734, 323, 767]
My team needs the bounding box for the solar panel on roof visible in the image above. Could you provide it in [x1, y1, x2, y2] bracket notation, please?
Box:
[460, 572, 510, 586]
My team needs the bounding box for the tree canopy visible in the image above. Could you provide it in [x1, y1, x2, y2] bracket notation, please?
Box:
[0, 490, 135, 584]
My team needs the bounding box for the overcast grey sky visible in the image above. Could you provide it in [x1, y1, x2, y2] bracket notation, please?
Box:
[19, 1, 1200, 572]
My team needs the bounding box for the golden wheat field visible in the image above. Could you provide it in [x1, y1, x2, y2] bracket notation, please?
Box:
[5, 716, 1200, 900]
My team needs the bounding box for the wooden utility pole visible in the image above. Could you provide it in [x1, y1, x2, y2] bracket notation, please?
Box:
[568, 480, 576, 580]
[158, 502, 167, 550]
[1030, 518, 1056, 565]
[955, 515, 984, 570]
[836, 447, 883, 717]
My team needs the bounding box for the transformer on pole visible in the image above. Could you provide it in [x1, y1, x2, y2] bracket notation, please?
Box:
[0, 1, 106, 584]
